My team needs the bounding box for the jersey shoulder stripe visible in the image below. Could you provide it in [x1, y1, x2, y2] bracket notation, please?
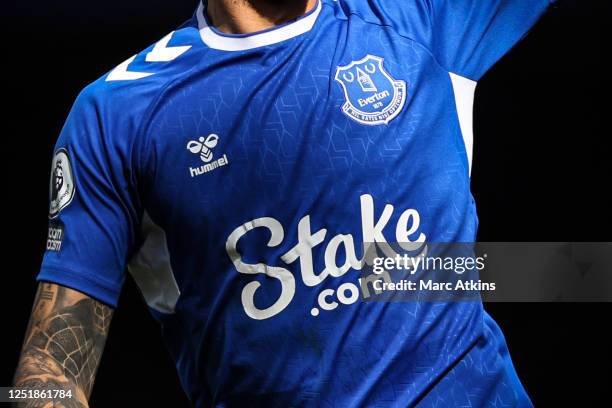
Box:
[86, 18, 206, 116]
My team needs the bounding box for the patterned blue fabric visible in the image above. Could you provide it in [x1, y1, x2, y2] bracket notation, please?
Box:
[39, 1, 551, 406]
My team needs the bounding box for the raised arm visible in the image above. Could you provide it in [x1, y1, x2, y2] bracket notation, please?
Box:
[13, 282, 113, 408]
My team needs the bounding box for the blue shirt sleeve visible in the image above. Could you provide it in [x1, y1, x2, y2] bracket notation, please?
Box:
[38, 82, 144, 307]
[366, 0, 553, 80]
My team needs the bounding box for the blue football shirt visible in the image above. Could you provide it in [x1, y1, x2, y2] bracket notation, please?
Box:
[40, 0, 553, 406]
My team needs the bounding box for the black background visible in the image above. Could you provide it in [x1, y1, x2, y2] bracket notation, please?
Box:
[1, 1, 611, 406]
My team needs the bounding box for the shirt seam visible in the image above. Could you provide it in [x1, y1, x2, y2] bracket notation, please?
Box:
[132, 28, 209, 194]
[337, 7, 477, 81]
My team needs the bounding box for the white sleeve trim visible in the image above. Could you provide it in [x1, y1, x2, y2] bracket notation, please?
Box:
[449, 72, 477, 176]
[128, 211, 181, 314]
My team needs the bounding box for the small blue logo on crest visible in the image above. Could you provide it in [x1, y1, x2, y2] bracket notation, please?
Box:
[335, 55, 407, 126]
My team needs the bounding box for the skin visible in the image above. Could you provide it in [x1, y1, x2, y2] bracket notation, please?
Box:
[13, 283, 112, 407]
[207, 0, 318, 34]
[13, 2, 317, 406]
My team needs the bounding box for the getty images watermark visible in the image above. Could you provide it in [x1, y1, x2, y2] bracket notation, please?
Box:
[359, 242, 612, 302]
[371, 250, 492, 290]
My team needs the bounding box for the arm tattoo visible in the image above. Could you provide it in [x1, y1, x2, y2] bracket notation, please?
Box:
[13, 283, 113, 407]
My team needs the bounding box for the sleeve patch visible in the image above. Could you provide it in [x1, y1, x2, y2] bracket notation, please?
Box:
[49, 148, 76, 218]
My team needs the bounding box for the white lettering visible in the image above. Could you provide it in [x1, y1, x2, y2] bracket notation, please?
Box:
[225, 217, 296, 320]
[225, 194, 427, 319]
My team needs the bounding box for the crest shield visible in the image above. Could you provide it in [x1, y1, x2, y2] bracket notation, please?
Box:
[335, 55, 406, 126]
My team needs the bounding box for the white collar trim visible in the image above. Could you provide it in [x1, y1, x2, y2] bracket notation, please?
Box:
[196, 0, 322, 51]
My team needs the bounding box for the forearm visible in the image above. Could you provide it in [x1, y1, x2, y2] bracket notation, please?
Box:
[13, 283, 113, 408]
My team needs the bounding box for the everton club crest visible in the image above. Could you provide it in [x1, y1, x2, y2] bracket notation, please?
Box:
[335, 55, 407, 126]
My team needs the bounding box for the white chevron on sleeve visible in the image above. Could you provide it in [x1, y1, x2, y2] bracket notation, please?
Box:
[106, 55, 154, 81]
[106, 31, 191, 81]
[146, 31, 192, 62]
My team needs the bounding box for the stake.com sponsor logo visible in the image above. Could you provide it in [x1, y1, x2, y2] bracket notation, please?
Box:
[225, 194, 426, 320]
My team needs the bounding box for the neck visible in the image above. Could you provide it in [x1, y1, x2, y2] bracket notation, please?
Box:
[206, 0, 318, 35]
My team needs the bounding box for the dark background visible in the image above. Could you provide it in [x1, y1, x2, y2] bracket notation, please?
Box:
[1, 0, 611, 406]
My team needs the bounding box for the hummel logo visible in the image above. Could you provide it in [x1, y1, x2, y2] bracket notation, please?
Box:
[186, 133, 229, 177]
[188, 134, 219, 163]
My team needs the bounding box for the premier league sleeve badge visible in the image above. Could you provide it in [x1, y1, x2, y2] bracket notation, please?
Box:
[49, 148, 75, 219]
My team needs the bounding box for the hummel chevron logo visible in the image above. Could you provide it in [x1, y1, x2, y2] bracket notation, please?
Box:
[146, 32, 192, 62]
[106, 55, 153, 81]
[106, 31, 192, 81]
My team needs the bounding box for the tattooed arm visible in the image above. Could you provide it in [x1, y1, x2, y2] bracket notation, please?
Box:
[13, 282, 113, 408]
